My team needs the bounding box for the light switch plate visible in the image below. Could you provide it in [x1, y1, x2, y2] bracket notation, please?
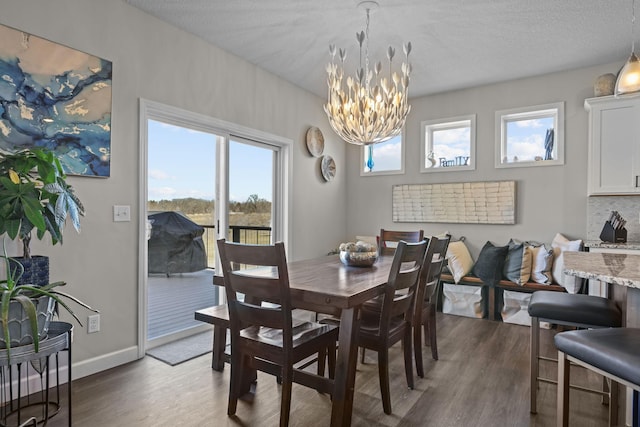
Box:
[113, 205, 131, 222]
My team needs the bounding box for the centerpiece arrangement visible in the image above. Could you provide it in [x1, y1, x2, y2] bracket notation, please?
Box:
[339, 240, 378, 267]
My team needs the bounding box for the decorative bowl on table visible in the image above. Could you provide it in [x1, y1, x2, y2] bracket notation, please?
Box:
[338, 241, 378, 267]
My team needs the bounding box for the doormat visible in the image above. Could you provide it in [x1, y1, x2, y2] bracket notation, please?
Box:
[146, 332, 213, 366]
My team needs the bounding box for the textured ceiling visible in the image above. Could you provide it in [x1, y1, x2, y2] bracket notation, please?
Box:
[126, 0, 634, 99]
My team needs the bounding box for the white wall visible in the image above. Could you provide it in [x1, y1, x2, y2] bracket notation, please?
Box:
[0, 0, 347, 376]
[2, 0, 631, 378]
[345, 62, 624, 258]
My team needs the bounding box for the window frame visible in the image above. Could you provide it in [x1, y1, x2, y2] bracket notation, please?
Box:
[359, 130, 406, 177]
[495, 102, 565, 169]
[420, 114, 476, 173]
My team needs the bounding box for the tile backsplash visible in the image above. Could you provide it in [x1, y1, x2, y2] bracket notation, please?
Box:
[587, 196, 640, 242]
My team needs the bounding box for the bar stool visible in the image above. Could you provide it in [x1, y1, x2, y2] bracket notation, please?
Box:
[528, 291, 622, 414]
[555, 328, 640, 427]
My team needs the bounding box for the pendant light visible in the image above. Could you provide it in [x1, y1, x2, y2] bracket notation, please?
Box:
[615, 0, 640, 96]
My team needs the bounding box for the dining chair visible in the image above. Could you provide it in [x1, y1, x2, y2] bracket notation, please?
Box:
[413, 234, 450, 376]
[358, 239, 428, 415]
[216, 239, 338, 427]
[378, 228, 425, 255]
[360, 228, 425, 363]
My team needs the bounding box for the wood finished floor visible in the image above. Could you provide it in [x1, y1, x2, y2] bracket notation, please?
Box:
[44, 313, 609, 427]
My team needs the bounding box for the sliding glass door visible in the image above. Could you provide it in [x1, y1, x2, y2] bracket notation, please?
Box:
[140, 100, 290, 353]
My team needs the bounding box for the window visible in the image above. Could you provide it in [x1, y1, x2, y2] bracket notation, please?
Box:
[360, 133, 404, 176]
[495, 102, 564, 168]
[420, 115, 476, 173]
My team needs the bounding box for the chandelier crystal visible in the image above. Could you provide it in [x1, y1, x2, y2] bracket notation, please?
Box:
[324, 1, 411, 146]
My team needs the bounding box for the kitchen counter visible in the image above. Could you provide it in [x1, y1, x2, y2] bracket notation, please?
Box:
[584, 241, 640, 251]
[563, 251, 640, 289]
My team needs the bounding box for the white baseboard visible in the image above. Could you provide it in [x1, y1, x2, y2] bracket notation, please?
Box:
[72, 346, 140, 380]
[1, 346, 140, 403]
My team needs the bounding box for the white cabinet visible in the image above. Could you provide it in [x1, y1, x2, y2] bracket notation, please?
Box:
[585, 95, 640, 195]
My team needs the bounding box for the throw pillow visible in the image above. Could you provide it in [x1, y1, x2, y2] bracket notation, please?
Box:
[472, 241, 509, 286]
[445, 240, 474, 283]
[551, 233, 583, 293]
[503, 242, 532, 285]
[528, 243, 554, 284]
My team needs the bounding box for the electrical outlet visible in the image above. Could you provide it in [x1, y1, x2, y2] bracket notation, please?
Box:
[88, 314, 100, 333]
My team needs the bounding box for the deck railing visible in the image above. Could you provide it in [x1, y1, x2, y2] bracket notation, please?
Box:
[201, 225, 272, 268]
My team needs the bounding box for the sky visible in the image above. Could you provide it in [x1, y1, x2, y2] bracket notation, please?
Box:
[147, 120, 272, 203]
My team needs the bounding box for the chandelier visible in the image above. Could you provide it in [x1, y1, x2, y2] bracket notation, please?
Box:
[324, 1, 411, 146]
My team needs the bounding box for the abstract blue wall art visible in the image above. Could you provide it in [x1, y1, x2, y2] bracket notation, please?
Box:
[0, 24, 112, 177]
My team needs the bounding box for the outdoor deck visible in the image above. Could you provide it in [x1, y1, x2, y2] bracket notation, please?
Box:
[147, 269, 219, 344]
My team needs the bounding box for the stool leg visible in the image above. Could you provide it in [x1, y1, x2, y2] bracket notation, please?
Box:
[530, 316, 540, 414]
[557, 350, 570, 427]
[608, 379, 618, 427]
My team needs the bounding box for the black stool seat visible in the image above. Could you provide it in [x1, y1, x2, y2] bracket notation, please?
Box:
[555, 328, 640, 387]
[528, 291, 621, 327]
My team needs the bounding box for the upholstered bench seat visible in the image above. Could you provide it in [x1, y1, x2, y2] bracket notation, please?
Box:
[528, 291, 622, 328]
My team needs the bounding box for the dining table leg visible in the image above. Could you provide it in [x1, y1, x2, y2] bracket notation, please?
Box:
[330, 307, 360, 427]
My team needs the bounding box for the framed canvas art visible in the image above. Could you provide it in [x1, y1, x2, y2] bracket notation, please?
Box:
[0, 23, 112, 177]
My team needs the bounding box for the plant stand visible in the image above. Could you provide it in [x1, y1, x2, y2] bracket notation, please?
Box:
[0, 322, 72, 427]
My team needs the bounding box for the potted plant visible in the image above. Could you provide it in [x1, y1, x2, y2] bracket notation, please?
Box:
[0, 239, 98, 359]
[0, 147, 84, 285]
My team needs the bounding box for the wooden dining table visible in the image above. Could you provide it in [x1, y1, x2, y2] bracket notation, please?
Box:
[213, 252, 394, 427]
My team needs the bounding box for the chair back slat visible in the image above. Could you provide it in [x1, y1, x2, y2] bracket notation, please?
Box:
[228, 274, 282, 302]
[378, 240, 428, 335]
[378, 229, 424, 255]
[216, 239, 295, 348]
[235, 303, 283, 330]
[414, 235, 451, 325]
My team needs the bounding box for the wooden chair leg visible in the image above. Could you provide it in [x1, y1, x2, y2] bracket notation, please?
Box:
[361, 347, 366, 364]
[403, 332, 414, 390]
[280, 365, 293, 427]
[328, 341, 336, 379]
[428, 307, 438, 360]
[317, 348, 326, 377]
[378, 350, 392, 415]
[557, 350, 570, 427]
[530, 316, 540, 414]
[227, 350, 242, 416]
[414, 319, 424, 378]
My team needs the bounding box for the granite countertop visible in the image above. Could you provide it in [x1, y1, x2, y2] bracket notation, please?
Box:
[584, 240, 640, 250]
[563, 251, 640, 289]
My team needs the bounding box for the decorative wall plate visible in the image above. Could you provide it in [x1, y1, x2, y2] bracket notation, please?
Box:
[321, 155, 336, 182]
[306, 126, 324, 157]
